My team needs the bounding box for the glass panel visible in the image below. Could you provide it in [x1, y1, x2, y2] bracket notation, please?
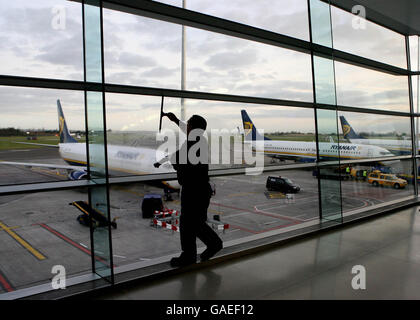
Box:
[335, 62, 410, 112]
[103, 9, 313, 102]
[89, 185, 113, 278]
[313, 55, 336, 105]
[316, 109, 342, 222]
[409, 36, 419, 72]
[84, 0, 113, 282]
[0, 0, 83, 80]
[341, 159, 415, 216]
[87, 92, 106, 179]
[417, 159, 420, 193]
[338, 112, 412, 157]
[0, 86, 85, 186]
[331, 6, 407, 68]
[0, 189, 89, 294]
[309, 0, 332, 47]
[413, 75, 419, 118]
[87, 92, 113, 280]
[312, 28, 342, 222]
[84, 0, 102, 83]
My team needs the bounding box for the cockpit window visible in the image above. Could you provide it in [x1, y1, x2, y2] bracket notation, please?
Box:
[379, 151, 392, 155]
[162, 162, 172, 170]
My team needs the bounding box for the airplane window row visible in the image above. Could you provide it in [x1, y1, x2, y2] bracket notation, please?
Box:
[271, 147, 314, 152]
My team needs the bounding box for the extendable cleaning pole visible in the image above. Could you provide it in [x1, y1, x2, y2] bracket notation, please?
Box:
[159, 96, 164, 133]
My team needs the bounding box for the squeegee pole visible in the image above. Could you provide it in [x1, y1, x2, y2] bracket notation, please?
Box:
[159, 96, 164, 132]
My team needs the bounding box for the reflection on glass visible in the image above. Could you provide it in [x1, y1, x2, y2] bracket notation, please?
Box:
[309, 0, 332, 47]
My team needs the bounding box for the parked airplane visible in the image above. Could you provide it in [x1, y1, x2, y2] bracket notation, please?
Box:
[0, 100, 180, 191]
[340, 115, 414, 155]
[241, 110, 395, 162]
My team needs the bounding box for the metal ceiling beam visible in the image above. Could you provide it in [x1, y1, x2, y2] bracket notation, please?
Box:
[323, 0, 420, 36]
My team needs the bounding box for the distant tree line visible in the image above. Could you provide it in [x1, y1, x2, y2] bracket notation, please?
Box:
[269, 131, 409, 138]
[269, 131, 313, 135]
[0, 128, 26, 136]
[358, 131, 408, 138]
[0, 128, 61, 136]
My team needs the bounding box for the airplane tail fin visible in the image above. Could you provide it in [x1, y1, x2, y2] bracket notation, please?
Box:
[241, 110, 271, 141]
[57, 100, 77, 143]
[339, 116, 363, 140]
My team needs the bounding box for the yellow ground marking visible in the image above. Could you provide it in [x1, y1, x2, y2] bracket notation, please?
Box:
[208, 208, 223, 215]
[269, 193, 285, 199]
[0, 225, 20, 230]
[0, 220, 46, 260]
[264, 191, 285, 199]
[62, 158, 87, 165]
[32, 168, 68, 178]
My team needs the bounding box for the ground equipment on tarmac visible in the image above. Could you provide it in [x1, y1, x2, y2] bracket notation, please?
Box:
[70, 201, 117, 229]
[141, 194, 164, 218]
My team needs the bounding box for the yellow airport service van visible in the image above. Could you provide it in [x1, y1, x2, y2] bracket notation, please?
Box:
[367, 170, 407, 189]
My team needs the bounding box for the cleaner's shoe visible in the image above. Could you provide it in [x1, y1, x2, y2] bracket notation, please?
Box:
[200, 242, 223, 262]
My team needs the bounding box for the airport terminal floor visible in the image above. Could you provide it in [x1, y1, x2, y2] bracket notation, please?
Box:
[85, 205, 420, 300]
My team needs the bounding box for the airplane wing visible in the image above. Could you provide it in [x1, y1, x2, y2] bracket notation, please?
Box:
[12, 142, 59, 148]
[0, 160, 86, 171]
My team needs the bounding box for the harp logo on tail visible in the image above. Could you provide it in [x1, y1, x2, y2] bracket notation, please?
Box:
[59, 116, 65, 136]
[244, 121, 253, 137]
[343, 124, 351, 137]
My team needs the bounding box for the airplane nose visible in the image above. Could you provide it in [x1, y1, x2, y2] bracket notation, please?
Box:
[380, 159, 400, 165]
[165, 180, 180, 190]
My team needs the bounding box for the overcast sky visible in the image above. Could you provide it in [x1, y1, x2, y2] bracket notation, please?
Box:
[0, 0, 417, 135]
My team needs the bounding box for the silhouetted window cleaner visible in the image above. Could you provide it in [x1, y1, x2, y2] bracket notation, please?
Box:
[154, 112, 223, 267]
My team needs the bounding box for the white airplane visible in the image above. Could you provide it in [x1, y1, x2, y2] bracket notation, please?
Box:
[241, 110, 395, 163]
[340, 116, 415, 156]
[0, 100, 180, 191]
